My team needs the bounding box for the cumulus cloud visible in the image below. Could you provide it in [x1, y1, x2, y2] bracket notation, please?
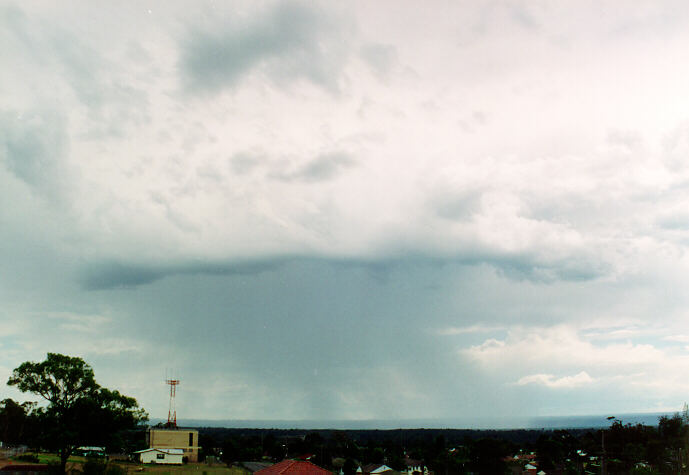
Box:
[515, 371, 595, 389]
[463, 325, 665, 372]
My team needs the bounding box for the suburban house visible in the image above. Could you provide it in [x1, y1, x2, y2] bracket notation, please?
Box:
[134, 448, 184, 464]
[254, 459, 331, 475]
[402, 457, 429, 475]
[231, 462, 275, 474]
[244, 462, 275, 472]
[358, 463, 395, 474]
[146, 427, 200, 462]
[75, 446, 105, 457]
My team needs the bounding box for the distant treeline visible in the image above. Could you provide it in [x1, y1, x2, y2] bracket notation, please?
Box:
[192, 413, 689, 474]
[195, 426, 595, 446]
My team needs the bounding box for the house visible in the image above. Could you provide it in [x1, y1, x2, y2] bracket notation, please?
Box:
[240, 462, 274, 473]
[523, 463, 537, 474]
[358, 464, 395, 474]
[147, 428, 199, 462]
[254, 459, 331, 475]
[402, 456, 428, 475]
[134, 448, 184, 464]
[76, 446, 105, 457]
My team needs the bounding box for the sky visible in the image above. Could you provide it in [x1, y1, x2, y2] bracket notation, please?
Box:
[3, 0, 689, 426]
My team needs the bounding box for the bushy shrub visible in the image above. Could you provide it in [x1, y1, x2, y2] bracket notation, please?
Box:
[15, 453, 40, 463]
[82, 458, 106, 475]
[105, 464, 126, 475]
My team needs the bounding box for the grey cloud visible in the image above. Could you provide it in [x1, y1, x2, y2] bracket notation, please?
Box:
[52, 30, 104, 108]
[360, 43, 398, 79]
[494, 254, 608, 283]
[1, 5, 32, 49]
[230, 150, 356, 182]
[0, 110, 67, 200]
[506, 4, 542, 31]
[290, 152, 355, 182]
[273, 152, 356, 183]
[430, 188, 484, 221]
[81, 241, 607, 293]
[230, 152, 262, 175]
[99, 257, 621, 418]
[3, 4, 99, 106]
[383, 240, 608, 284]
[80, 262, 165, 290]
[104, 259, 493, 418]
[663, 122, 689, 171]
[2, 4, 149, 138]
[53, 37, 150, 138]
[180, 3, 349, 93]
[657, 213, 689, 231]
[607, 129, 643, 150]
[79, 258, 289, 291]
[428, 251, 607, 284]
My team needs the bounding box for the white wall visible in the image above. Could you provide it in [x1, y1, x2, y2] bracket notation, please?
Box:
[139, 450, 183, 465]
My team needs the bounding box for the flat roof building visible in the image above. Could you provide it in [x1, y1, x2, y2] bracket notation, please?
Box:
[146, 428, 200, 463]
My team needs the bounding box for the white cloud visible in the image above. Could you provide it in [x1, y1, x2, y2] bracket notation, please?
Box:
[463, 325, 664, 372]
[664, 335, 689, 343]
[461, 323, 689, 413]
[515, 371, 595, 389]
[436, 325, 505, 336]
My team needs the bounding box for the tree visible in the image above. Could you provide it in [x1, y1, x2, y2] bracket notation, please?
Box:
[343, 458, 358, 475]
[0, 398, 36, 445]
[7, 353, 147, 474]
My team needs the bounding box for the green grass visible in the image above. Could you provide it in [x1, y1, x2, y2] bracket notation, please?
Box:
[12, 452, 89, 464]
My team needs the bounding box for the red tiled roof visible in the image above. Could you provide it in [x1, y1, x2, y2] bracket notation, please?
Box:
[255, 460, 331, 475]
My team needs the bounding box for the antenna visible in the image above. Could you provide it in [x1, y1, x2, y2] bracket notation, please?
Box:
[165, 369, 180, 428]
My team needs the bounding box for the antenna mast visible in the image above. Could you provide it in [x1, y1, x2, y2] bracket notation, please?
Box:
[165, 370, 180, 428]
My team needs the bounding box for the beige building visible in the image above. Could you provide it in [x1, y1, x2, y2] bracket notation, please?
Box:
[147, 428, 200, 462]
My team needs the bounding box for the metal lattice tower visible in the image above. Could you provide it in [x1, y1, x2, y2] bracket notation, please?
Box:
[165, 375, 180, 428]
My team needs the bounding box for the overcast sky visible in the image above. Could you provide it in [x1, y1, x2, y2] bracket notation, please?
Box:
[3, 0, 689, 425]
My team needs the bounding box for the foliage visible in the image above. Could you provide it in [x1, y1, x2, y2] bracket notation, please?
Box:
[0, 398, 37, 445]
[467, 438, 510, 475]
[14, 453, 40, 463]
[80, 459, 127, 475]
[6, 353, 148, 474]
[630, 467, 661, 475]
[105, 465, 127, 475]
[342, 458, 357, 475]
[82, 458, 107, 475]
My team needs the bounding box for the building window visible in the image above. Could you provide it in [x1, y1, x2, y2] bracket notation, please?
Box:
[189, 432, 194, 447]
[157, 454, 165, 460]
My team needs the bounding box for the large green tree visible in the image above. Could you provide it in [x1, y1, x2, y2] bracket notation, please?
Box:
[7, 353, 147, 474]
